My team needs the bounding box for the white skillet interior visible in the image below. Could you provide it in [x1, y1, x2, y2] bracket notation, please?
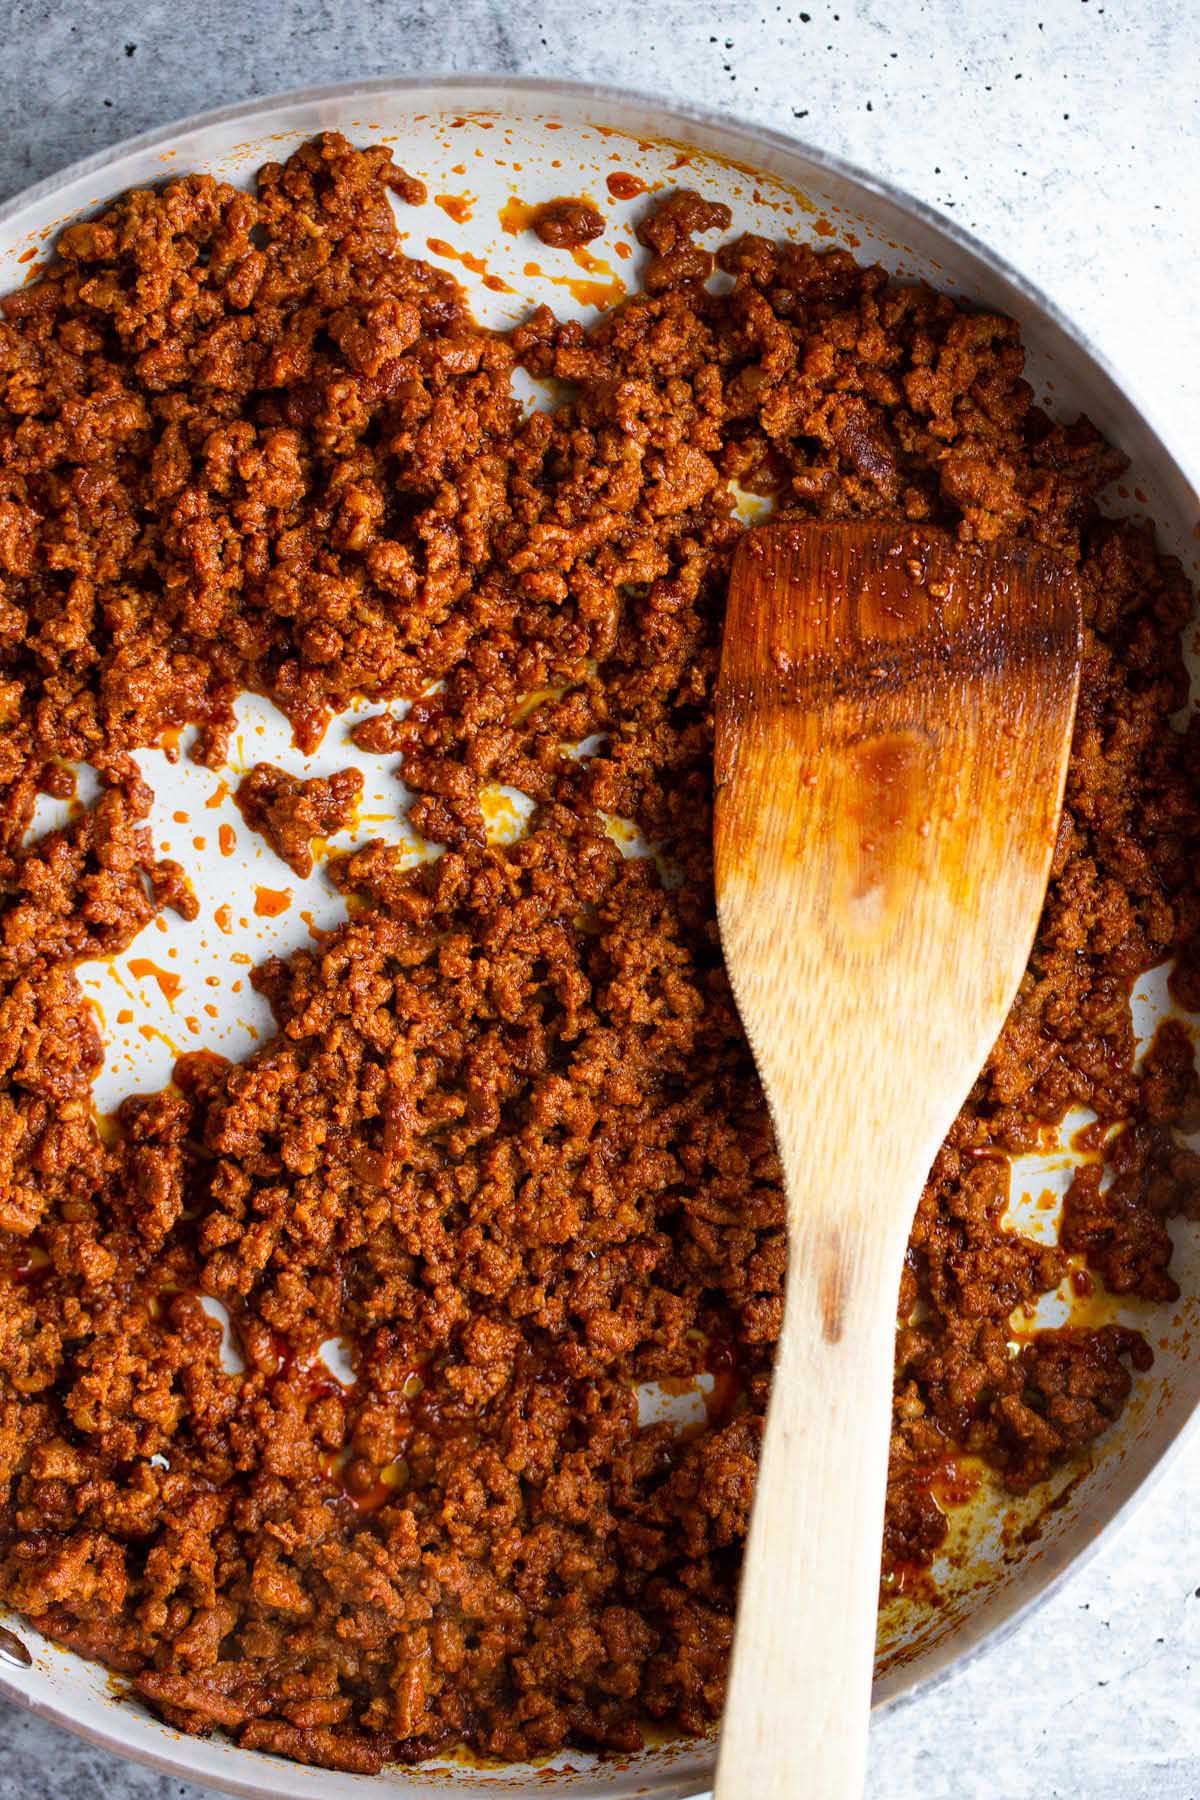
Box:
[0, 78, 1198, 1800]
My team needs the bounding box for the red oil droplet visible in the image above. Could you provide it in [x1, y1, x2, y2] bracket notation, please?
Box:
[254, 886, 291, 918]
[127, 958, 182, 1006]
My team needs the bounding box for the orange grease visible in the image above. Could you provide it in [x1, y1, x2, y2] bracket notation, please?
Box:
[571, 245, 610, 277]
[425, 238, 514, 294]
[254, 886, 291, 917]
[434, 192, 474, 224]
[128, 958, 182, 1006]
[519, 256, 624, 311]
[499, 195, 536, 234]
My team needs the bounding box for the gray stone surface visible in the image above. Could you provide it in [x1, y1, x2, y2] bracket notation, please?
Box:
[1, 3, 1199, 1797]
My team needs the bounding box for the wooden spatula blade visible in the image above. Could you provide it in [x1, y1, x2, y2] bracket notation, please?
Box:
[716, 520, 1081, 1162]
[712, 521, 1081, 1800]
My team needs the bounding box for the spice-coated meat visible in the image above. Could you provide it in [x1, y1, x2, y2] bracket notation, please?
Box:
[530, 198, 607, 249]
[0, 132, 1197, 1772]
[235, 763, 363, 878]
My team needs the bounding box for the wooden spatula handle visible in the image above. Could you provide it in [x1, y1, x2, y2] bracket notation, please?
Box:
[712, 523, 1081, 1800]
[712, 1141, 912, 1800]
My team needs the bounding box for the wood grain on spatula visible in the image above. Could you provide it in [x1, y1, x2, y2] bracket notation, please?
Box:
[712, 521, 1081, 1800]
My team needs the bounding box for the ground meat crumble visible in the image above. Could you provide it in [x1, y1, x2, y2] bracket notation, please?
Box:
[235, 762, 363, 879]
[0, 131, 1197, 1772]
[530, 197, 607, 249]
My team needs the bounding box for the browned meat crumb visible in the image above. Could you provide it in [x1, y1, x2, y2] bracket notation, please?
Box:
[349, 713, 407, 755]
[234, 763, 363, 879]
[386, 167, 427, 207]
[635, 187, 733, 291]
[150, 858, 199, 920]
[0, 130, 1195, 1774]
[531, 197, 606, 248]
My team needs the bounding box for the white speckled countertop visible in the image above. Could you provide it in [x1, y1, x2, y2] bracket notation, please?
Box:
[1, 3, 1199, 1797]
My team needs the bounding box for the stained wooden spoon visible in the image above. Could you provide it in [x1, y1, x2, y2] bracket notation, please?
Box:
[712, 520, 1081, 1800]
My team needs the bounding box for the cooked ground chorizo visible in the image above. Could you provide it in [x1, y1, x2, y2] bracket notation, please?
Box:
[530, 197, 607, 248]
[0, 131, 1197, 1773]
[235, 762, 363, 878]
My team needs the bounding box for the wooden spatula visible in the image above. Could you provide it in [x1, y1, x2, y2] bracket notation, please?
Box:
[712, 520, 1081, 1800]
